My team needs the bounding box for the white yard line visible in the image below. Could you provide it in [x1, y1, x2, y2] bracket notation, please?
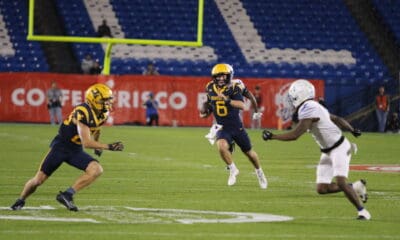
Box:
[0, 215, 100, 223]
[0, 205, 293, 224]
[0, 205, 55, 210]
[125, 207, 293, 224]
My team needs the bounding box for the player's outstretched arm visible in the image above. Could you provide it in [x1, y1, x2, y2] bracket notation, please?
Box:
[244, 90, 263, 120]
[92, 129, 103, 156]
[262, 119, 312, 141]
[330, 114, 361, 137]
[77, 121, 124, 151]
[243, 90, 258, 113]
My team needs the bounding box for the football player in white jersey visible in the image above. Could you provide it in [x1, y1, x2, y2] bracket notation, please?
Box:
[262, 79, 371, 220]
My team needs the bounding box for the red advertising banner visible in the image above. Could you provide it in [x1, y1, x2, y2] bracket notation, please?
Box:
[0, 73, 324, 128]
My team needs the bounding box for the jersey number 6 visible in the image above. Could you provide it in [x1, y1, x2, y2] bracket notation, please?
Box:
[216, 100, 228, 117]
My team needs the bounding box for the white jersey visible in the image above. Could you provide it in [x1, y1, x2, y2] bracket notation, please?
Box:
[298, 100, 342, 149]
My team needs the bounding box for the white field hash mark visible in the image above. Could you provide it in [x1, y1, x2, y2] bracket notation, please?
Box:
[123, 207, 294, 224]
[0, 206, 293, 224]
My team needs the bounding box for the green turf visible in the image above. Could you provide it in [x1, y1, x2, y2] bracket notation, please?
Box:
[0, 124, 399, 240]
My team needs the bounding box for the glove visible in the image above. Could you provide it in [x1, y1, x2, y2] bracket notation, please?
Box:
[262, 130, 273, 141]
[94, 149, 103, 157]
[351, 128, 362, 138]
[252, 112, 263, 120]
[108, 141, 124, 151]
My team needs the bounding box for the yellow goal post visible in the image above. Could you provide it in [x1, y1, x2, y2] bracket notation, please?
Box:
[27, 0, 204, 75]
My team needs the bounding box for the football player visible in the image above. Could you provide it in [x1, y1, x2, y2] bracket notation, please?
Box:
[11, 83, 124, 211]
[262, 79, 370, 220]
[200, 63, 267, 189]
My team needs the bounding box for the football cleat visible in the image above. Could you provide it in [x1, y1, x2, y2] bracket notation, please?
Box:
[255, 169, 268, 189]
[227, 167, 239, 186]
[10, 199, 25, 210]
[56, 191, 78, 211]
[352, 179, 368, 203]
[357, 208, 371, 220]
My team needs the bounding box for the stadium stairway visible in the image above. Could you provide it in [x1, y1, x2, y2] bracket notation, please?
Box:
[34, 0, 80, 73]
[344, 0, 400, 80]
[372, 0, 400, 44]
[0, 13, 14, 56]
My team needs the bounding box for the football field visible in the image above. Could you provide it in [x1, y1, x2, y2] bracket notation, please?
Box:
[0, 124, 399, 240]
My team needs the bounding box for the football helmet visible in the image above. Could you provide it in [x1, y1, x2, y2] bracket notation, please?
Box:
[211, 63, 233, 86]
[85, 83, 114, 113]
[288, 79, 315, 108]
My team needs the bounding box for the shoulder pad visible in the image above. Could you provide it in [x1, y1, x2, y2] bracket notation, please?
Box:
[232, 79, 245, 90]
[205, 81, 213, 89]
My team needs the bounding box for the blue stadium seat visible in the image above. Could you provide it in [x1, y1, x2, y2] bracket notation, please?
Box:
[0, 0, 48, 72]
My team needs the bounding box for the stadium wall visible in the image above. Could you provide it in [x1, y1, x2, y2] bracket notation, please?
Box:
[0, 73, 324, 128]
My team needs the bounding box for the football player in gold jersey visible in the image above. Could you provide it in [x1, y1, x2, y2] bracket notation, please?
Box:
[11, 83, 124, 211]
[200, 63, 267, 189]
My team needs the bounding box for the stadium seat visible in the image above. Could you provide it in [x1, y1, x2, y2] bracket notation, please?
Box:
[0, 0, 394, 118]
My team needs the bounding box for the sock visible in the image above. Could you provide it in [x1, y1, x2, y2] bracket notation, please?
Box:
[256, 168, 263, 174]
[65, 187, 76, 196]
[228, 163, 237, 170]
[357, 207, 364, 211]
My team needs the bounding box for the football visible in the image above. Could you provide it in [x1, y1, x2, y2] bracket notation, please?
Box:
[200, 102, 212, 117]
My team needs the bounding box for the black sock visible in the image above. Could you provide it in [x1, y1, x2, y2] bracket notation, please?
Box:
[65, 187, 76, 196]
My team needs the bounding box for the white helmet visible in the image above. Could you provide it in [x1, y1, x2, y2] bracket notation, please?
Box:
[288, 79, 315, 108]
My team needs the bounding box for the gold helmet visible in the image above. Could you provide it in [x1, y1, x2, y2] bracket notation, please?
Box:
[211, 63, 233, 86]
[85, 83, 114, 113]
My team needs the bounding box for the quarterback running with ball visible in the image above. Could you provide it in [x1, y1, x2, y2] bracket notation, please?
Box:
[262, 79, 370, 220]
[200, 63, 267, 189]
[11, 83, 124, 211]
